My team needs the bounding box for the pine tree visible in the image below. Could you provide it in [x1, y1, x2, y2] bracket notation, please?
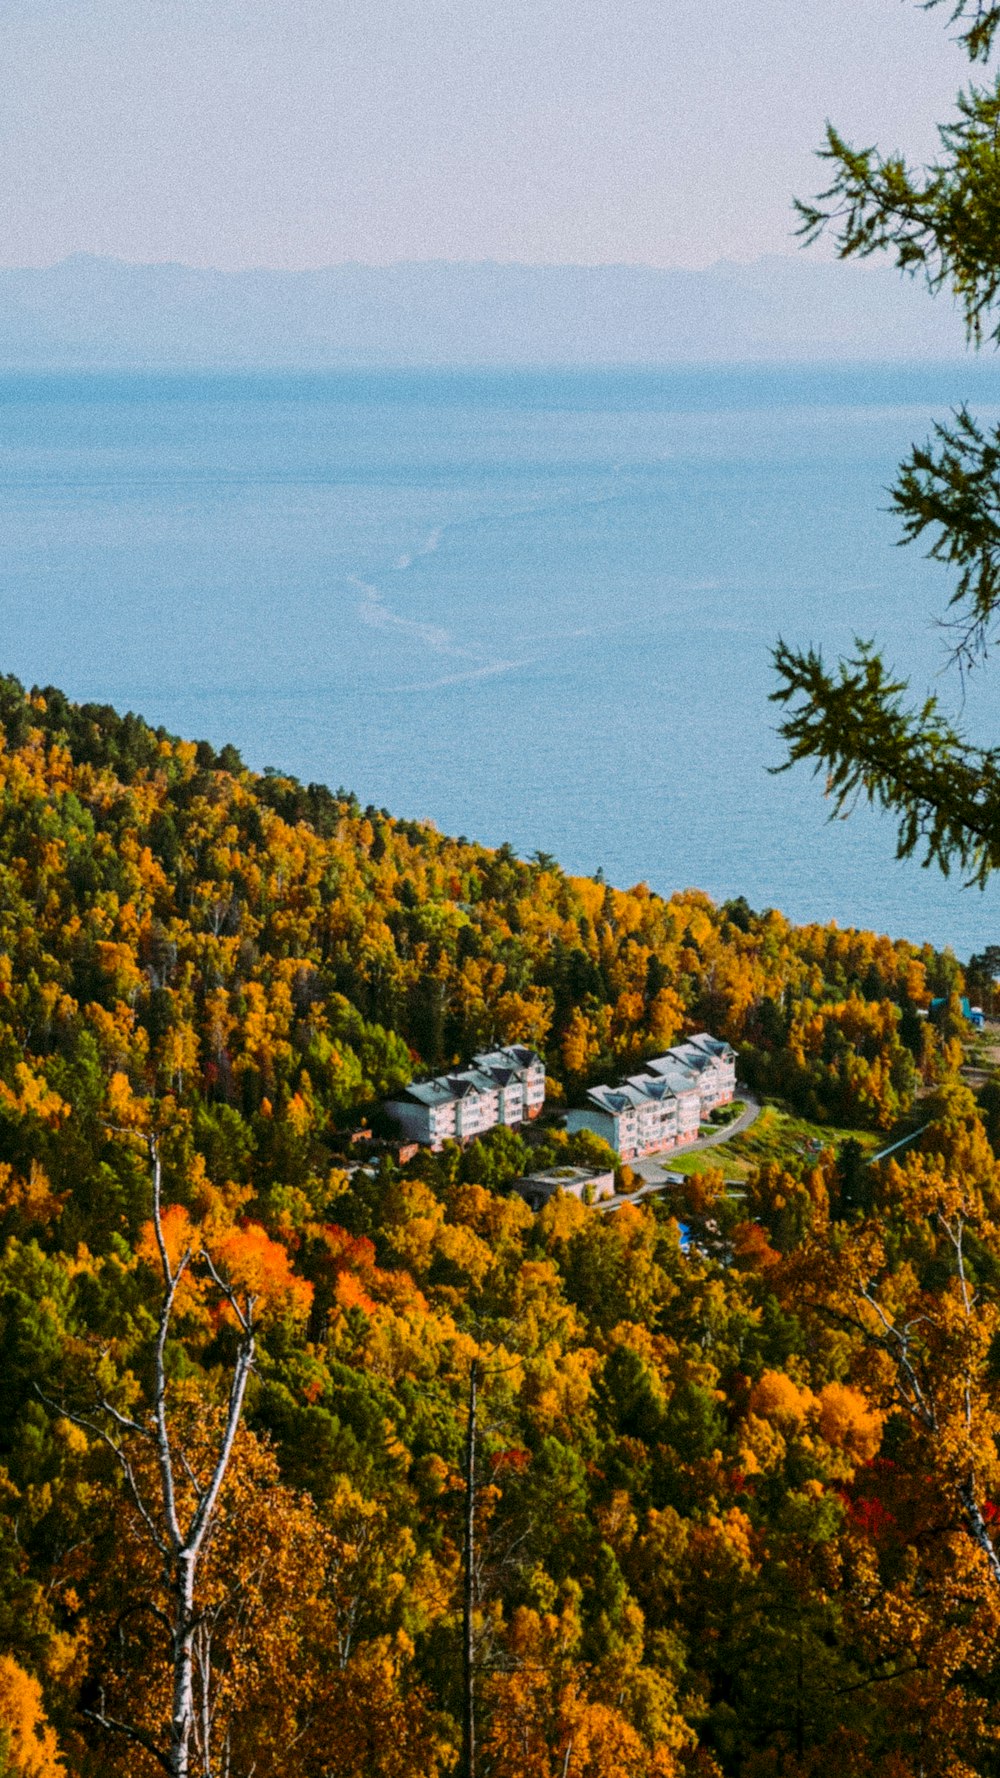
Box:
[774, 0, 1000, 886]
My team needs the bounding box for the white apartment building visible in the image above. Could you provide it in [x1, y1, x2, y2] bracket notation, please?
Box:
[651, 1033, 737, 1115]
[631, 1063, 703, 1144]
[385, 1044, 545, 1150]
[565, 1069, 698, 1162]
[473, 1044, 547, 1120]
[565, 1032, 736, 1162]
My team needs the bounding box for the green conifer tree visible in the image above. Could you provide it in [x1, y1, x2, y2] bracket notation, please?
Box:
[774, 0, 1000, 885]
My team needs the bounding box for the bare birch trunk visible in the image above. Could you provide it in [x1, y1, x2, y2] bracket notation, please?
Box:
[170, 1555, 196, 1778]
[52, 1136, 257, 1777]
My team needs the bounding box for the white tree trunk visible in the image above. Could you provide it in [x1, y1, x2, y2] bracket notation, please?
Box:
[170, 1554, 196, 1778]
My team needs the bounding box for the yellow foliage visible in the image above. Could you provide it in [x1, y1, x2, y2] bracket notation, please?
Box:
[748, 1370, 814, 1430]
[813, 1380, 884, 1464]
[0, 1162, 66, 1232]
[561, 1006, 599, 1076]
[0, 1655, 64, 1778]
[106, 1069, 148, 1129]
[0, 1065, 68, 1128]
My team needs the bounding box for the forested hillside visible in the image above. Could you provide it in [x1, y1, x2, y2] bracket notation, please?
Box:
[1, 674, 997, 1778]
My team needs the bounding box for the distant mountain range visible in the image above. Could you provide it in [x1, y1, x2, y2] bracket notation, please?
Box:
[0, 253, 973, 368]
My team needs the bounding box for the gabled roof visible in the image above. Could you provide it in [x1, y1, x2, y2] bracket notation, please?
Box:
[686, 1031, 736, 1061]
[662, 1043, 713, 1076]
[472, 1044, 543, 1075]
[624, 1072, 677, 1105]
[587, 1082, 645, 1115]
[405, 1078, 460, 1107]
[402, 1065, 502, 1107]
[645, 1055, 701, 1093]
[480, 1065, 521, 1087]
[504, 1044, 542, 1067]
[449, 1068, 500, 1097]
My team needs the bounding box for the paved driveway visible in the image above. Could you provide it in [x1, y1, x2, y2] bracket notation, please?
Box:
[599, 1091, 761, 1211]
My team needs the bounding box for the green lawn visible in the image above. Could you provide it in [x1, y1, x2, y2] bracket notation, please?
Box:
[729, 1105, 883, 1167]
[659, 1105, 884, 1183]
[657, 1147, 755, 1182]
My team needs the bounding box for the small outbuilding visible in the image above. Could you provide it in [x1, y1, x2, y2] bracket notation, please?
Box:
[511, 1164, 616, 1212]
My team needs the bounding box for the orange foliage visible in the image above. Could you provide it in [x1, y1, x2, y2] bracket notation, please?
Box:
[136, 1204, 312, 1321]
[211, 1222, 313, 1321]
[137, 1200, 197, 1274]
[483, 1606, 686, 1778]
[814, 1381, 884, 1464]
[0, 1656, 64, 1778]
[749, 1371, 813, 1429]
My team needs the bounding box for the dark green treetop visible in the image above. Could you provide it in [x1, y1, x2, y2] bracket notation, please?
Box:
[774, 0, 1000, 886]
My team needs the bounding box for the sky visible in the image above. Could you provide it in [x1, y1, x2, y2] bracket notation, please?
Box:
[1, 0, 973, 270]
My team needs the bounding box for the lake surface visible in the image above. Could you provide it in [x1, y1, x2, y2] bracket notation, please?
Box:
[3, 363, 1000, 957]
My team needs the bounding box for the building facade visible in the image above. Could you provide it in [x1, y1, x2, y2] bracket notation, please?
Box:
[651, 1032, 737, 1115]
[565, 1032, 737, 1162]
[385, 1045, 545, 1150]
[473, 1045, 547, 1120]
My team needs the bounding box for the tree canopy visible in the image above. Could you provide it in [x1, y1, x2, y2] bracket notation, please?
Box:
[0, 675, 990, 1776]
[774, 0, 1000, 884]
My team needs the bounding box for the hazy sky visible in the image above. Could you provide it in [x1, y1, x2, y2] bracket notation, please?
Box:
[2, 0, 971, 270]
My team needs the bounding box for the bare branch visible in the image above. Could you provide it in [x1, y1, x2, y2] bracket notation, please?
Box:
[199, 1248, 254, 1336]
[176, 1446, 208, 1508]
[82, 1694, 173, 1774]
[36, 1386, 168, 1559]
[186, 1333, 255, 1561]
[858, 1287, 939, 1432]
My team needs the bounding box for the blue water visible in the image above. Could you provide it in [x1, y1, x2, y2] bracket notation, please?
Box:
[3, 363, 1000, 957]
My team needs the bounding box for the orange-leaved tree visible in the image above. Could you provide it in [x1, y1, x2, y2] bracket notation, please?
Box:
[481, 1601, 688, 1778]
[0, 1654, 65, 1778]
[807, 1152, 1000, 1583]
[84, 1420, 326, 1778]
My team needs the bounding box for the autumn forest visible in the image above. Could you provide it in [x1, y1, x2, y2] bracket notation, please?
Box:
[3, 673, 1000, 1778]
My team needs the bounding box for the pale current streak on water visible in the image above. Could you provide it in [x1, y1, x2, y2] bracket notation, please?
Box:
[2, 364, 999, 956]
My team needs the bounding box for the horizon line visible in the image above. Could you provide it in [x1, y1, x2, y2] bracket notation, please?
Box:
[0, 248, 876, 278]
